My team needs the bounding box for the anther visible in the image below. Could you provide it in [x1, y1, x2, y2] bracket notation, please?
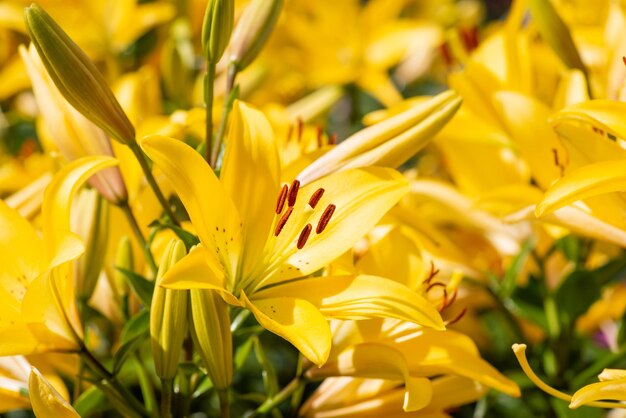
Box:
[328, 133, 337, 145]
[623, 56, 626, 66]
[316, 125, 323, 148]
[288, 180, 300, 207]
[316, 204, 336, 234]
[297, 118, 304, 142]
[297, 223, 312, 249]
[308, 188, 325, 208]
[275, 184, 288, 214]
[274, 207, 293, 236]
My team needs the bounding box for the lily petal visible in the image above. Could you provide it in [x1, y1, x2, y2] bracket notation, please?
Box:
[311, 343, 433, 412]
[141, 135, 242, 282]
[29, 367, 79, 418]
[241, 291, 331, 366]
[221, 102, 280, 281]
[570, 378, 626, 408]
[255, 275, 444, 330]
[42, 156, 118, 268]
[536, 160, 626, 216]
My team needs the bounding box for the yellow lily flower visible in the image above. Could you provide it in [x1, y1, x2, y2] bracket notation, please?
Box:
[141, 100, 444, 365]
[0, 156, 117, 355]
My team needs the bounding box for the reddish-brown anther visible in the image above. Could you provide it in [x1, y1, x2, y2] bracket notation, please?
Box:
[308, 188, 325, 209]
[316, 203, 336, 234]
[328, 133, 337, 145]
[288, 179, 300, 207]
[297, 223, 312, 249]
[275, 184, 288, 214]
[274, 207, 293, 236]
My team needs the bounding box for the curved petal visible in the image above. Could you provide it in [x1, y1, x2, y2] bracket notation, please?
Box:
[570, 378, 626, 408]
[551, 100, 626, 140]
[42, 156, 118, 267]
[255, 275, 444, 330]
[159, 246, 239, 306]
[29, 367, 79, 418]
[536, 160, 626, 216]
[220, 102, 280, 281]
[309, 343, 433, 412]
[241, 291, 331, 366]
[141, 135, 242, 282]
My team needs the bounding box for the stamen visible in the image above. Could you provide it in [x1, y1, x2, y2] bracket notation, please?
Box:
[297, 223, 312, 249]
[328, 133, 337, 145]
[445, 307, 467, 326]
[275, 184, 288, 214]
[316, 204, 336, 234]
[288, 180, 300, 207]
[308, 188, 325, 208]
[297, 118, 304, 142]
[316, 125, 323, 148]
[274, 207, 293, 236]
[424, 261, 439, 285]
[439, 288, 448, 312]
[426, 281, 445, 292]
[623, 56, 626, 66]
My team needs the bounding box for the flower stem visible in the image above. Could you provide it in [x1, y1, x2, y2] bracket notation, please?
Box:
[218, 388, 230, 418]
[253, 376, 304, 416]
[161, 378, 174, 418]
[205, 61, 216, 164]
[210, 63, 238, 167]
[134, 353, 158, 417]
[119, 200, 158, 276]
[128, 142, 181, 227]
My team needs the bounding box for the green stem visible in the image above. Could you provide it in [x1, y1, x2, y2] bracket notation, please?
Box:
[79, 347, 150, 418]
[161, 378, 174, 418]
[218, 388, 230, 418]
[210, 63, 238, 167]
[134, 353, 158, 417]
[205, 61, 216, 164]
[253, 377, 303, 416]
[128, 142, 181, 227]
[119, 200, 158, 276]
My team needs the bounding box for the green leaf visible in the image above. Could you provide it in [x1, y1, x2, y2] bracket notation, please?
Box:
[554, 270, 601, 328]
[120, 309, 150, 344]
[113, 335, 145, 375]
[499, 239, 534, 298]
[253, 337, 279, 397]
[115, 266, 155, 306]
[74, 386, 108, 416]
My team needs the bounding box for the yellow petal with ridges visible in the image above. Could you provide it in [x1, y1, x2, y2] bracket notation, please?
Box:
[241, 291, 331, 366]
[536, 160, 626, 217]
[551, 100, 626, 140]
[42, 156, 118, 268]
[141, 134, 242, 283]
[570, 378, 626, 408]
[29, 367, 79, 418]
[255, 275, 444, 330]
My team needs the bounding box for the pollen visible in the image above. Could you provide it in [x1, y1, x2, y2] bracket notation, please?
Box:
[316, 204, 335, 233]
[288, 179, 300, 207]
[297, 223, 312, 249]
[275, 184, 288, 214]
[274, 207, 293, 236]
[308, 188, 325, 208]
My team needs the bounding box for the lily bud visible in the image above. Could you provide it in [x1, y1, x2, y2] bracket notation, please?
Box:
[20, 44, 128, 204]
[23, 4, 136, 144]
[113, 236, 134, 301]
[201, 0, 234, 63]
[72, 189, 109, 301]
[161, 19, 195, 108]
[297, 90, 462, 184]
[150, 239, 189, 380]
[228, 0, 283, 71]
[190, 289, 232, 389]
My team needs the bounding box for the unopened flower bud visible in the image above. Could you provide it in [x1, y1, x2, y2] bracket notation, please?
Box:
[190, 289, 232, 389]
[297, 90, 462, 184]
[202, 0, 234, 63]
[150, 239, 188, 380]
[161, 19, 195, 108]
[72, 189, 109, 301]
[113, 236, 134, 300]
[20, 44, 128, 204]
[23, 4, 136, 144]
[228, 0, 283, 71]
